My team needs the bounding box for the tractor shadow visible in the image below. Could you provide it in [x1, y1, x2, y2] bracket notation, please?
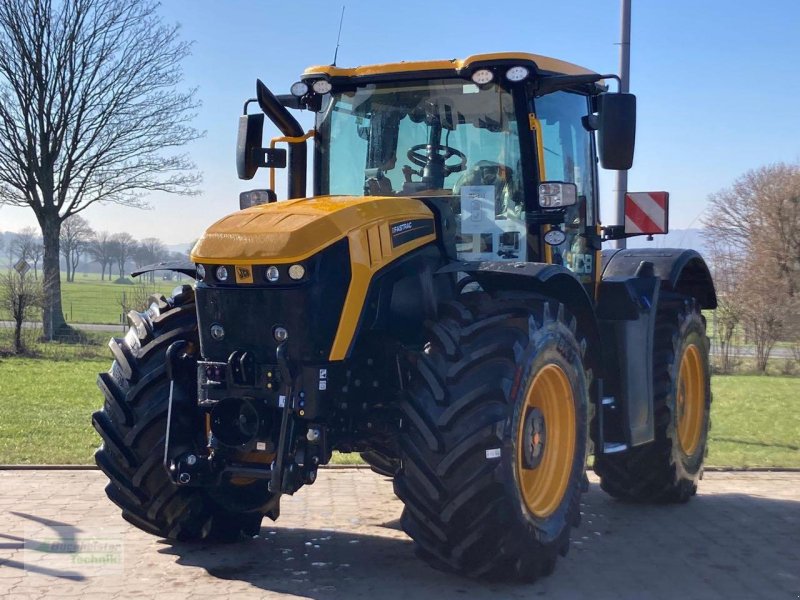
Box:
[159, 482, 800, 600]
[0, 512, 86, 581]
[159, 519, 519, 599]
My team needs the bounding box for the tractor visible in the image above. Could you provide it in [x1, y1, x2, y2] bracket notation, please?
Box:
[93, 52, 716, 581]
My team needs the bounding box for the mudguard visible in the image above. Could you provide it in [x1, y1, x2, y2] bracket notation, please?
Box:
[596, 247, 716, 449]
[437, 261, 602, 378]
[601, 247, 717, 308]
[132, 260, 198, 279]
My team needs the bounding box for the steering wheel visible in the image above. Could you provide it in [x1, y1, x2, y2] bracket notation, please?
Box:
[407, 144, 467, 177]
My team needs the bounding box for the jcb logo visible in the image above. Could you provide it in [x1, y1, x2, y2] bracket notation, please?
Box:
[572, 254, 593, 275]
[234, 266, 253, 284]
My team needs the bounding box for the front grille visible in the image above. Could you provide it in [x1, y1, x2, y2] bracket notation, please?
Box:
[195, 238, 351, 363]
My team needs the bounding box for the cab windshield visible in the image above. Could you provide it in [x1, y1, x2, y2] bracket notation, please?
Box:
[316, 78, 527, 260]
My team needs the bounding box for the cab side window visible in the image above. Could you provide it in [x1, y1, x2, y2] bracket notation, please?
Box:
[535, 91, 596, 281]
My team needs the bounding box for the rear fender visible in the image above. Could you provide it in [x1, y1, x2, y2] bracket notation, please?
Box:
[601, 248, 717, 308]
[596, 247, 716, 449]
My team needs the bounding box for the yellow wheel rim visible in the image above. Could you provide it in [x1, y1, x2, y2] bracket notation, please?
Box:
[516, 364, 576, 518]
[677, 344, 704, 455]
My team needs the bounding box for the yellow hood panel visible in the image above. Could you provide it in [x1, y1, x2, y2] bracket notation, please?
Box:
[191, 195, 433, 264]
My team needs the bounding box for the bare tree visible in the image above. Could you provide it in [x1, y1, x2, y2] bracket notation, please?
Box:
[60, 214, 94, 282]
[29, 238, 43, 279]
[109, 232, 137, 279]
[9, 226, 43, 277]
[10, 227, 35, 262]
[0, 269, 43, 353]
[133, 237, 166, 283]
[704, 162, 800, 373]
[0, 0, 201, 338]
[88, 230, 113, 281]
[4, 233, 15, 270]
[739, 267, 786, 373]
[705, 237, 744, 373]
[117, 277, 154, 321]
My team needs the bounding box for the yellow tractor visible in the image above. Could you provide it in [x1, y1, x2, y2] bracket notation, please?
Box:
[93, 52, 716, 580]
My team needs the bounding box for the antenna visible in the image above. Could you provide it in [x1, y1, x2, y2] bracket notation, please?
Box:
[332, 5, 345, 66]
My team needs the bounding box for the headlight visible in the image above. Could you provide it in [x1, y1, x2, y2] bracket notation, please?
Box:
[196, 264, 205, 279]
[288, 264, 305, 280]
[505, 65, 529, 82]
[290, 81, 309, 97]
[311, 79, 332, 94]
[471, 69, 494, 85]
[215, 266, 229, 282]
[265, 266, 280, 282]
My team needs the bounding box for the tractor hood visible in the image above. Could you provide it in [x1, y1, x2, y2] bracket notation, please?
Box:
[190, 195, 433, 264]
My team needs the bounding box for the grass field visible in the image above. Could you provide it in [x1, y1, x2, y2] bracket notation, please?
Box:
[0, 358, 107, 464]
[707, 375, 800, 467]
[0, 354, 797, 467]
[0, 272, 184, 325]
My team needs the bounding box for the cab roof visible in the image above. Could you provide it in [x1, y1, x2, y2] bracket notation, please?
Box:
[303, 52, 598, 80]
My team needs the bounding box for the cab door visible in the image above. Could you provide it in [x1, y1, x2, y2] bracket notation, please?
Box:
[532, 91, 601, 292]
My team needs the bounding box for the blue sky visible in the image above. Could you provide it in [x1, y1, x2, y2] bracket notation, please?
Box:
[2, 0, 799, 244]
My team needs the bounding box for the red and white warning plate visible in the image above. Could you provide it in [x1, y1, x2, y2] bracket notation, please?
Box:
[624, 192, 669, 235]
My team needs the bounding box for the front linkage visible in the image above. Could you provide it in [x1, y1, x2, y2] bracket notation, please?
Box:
[163, 338, 331, 514]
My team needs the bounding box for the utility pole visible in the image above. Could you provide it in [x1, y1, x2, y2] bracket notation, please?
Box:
[615, 0, 632, 249]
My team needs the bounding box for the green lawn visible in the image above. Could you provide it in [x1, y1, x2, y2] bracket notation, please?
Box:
[1, 272, 184, 325]
[0, 358, 107, 464]
[59, 274, 180, 325]
[707, 375, 800, 468]
[0, 355, 797, 467]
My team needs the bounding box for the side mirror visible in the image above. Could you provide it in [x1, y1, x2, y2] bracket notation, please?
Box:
[237, 113, 264, 180]
[240, 189, 277, 210]
[236, 112, 288, 180]
[597, 93, 636, 170]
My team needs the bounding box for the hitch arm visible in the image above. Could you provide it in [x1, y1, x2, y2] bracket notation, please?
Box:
[270, 341, 296, 495]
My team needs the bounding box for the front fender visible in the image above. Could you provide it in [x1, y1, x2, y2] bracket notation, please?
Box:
[437, 261, 602, 377]
[132, 260, 198, 279]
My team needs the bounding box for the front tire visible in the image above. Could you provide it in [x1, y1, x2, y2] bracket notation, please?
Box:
[394, 293, 589, 580]
[594, 295, 712, 502]
[93, 287, 269, 541]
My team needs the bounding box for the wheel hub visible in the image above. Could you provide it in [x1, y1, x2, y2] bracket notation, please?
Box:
[515, 363, 576, 518]
[676, 343, 704, 455]
[522, 407, 547, 469]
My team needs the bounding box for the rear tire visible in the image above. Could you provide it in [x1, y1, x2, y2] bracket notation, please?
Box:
[93, 286, 270, 541]
[360, 450, 400, 477]
[594, 295, 711, 502]
[394, 292, 589, 580]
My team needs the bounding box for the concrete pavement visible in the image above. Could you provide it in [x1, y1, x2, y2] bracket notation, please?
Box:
[0, 469, 798, 599]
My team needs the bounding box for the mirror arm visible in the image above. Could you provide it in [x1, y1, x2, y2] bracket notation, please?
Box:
[526, 211, 568, 226]
[242, 98, 258, 115]
[534, 73, 620, 96]
[602, 225, 655, 241]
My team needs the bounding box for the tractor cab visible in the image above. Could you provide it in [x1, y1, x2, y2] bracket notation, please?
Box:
[237, 53, 637, 288]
